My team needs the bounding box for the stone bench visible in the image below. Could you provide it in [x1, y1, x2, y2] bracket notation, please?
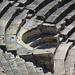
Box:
[36, 0, 58, 19]
[60, 22, 75, 39]
[0, 1, 11, 18]
[46, 1, 74, 23]
[0, 6, 19, 46]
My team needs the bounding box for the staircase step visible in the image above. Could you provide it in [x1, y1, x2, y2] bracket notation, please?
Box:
[0, 55, 14, 75]
[0, 1, 11, 18]
[0, 6, 19, 46]
[7, 59, 22, 75]
[18, 0, 27, 4]
[68, 32, 75, 43]
[3, 52, 14, 60]
[60, 21, 75, 39]
[46, 1, 75, 23]
[26, 62, 37, 73]
[6, 9, 28, 35]
[15, 57, 28, 75]
[36, 0, 58, 19]
[26, 0, 45, 12]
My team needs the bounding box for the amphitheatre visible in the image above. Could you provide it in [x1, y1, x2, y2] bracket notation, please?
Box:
[0, 0, 75, 75]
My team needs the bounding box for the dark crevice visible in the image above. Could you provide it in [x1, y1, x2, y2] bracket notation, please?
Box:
[0, 0, 3, 3]
[7, 51, 17, 57]
[0, 46, 7, 53]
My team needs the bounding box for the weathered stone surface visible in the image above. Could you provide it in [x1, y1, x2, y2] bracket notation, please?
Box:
[0, 0, 75, 75]
[54, 42, 73, 75]
[5, 35, 17, 51]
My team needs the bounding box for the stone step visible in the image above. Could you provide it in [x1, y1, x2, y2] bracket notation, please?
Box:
[6, 9, 28, 35]
[15, 56, 28, 75]
[26, 0, 45, 13]
[68, 32, 75, 43]
[60, 21, 75, 39]
[13, 3, 20, 7]
[7, 59, 22, 75]
[57, 9, 75, 26]
[56, 10, 75, 30]
[5, 10, 28, 51]
[17, 0, 27, 4]
[3, 51, 25, 75]
[0, 1, 11, 18]
[36, 0, 58, 19]
[44, 0, 71, 20]
[0, 6, 19, 46]
[0, 53, 14, 75]
[46, 1, 75, 23]
[26, 62, 37, 74]
[35, 67, 45, 75]
[3, 52, 14, 60]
